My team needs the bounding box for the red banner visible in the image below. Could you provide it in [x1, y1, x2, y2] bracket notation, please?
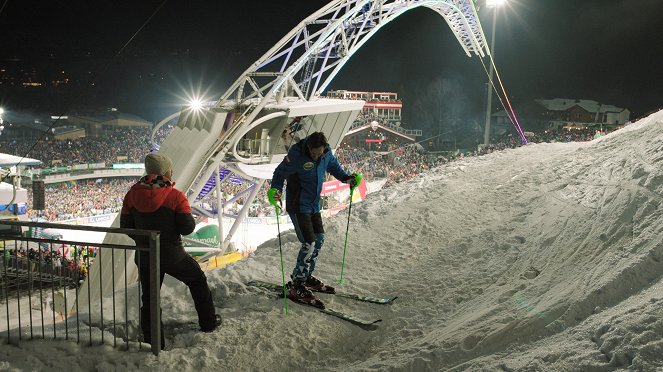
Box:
[321, 178, 367, 200]
[321, 179, 349, 194]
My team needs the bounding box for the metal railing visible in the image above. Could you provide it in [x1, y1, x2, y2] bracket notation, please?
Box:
[0, 220, 163, 355]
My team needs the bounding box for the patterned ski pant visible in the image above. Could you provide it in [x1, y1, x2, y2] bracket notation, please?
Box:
[290, 213, 325, 282]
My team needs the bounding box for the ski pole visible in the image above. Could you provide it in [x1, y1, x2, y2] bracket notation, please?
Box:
[339, 174, 361, 285]
[275, 205, 288, 315]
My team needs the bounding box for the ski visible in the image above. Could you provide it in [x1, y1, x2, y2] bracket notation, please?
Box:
[316, 307, 381, 331]
[247, 280, 397, 305]
[247, 280, 383, 331]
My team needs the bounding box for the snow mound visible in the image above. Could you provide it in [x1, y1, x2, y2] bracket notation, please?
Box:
[2, 111, 663, 371]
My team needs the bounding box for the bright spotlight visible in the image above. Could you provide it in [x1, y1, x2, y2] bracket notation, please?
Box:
[486, 0, 506, 8]
[0, 107, 4, 115]
[189, 98, 203, 111]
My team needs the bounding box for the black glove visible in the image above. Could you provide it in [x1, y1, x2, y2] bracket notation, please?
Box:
[267, 188, 282, 208]
[344, 173, 361, 188]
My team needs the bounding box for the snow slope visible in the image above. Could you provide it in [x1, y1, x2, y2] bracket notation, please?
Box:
[1, 111, 663, 371]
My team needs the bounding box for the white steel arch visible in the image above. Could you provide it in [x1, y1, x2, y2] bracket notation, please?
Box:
[218, 0, 487, 138]
[80, 0, 488, 311]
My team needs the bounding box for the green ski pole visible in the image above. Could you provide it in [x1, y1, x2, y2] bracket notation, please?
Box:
[339, 174, 361, 285]
[275, 205, 288, 314]
[268, 188, 288, 314]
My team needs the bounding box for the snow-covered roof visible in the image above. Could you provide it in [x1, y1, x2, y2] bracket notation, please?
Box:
[69, 111, 152, 125]
[6, 121, 51, 132]
[52, 126, 84, 135]
[0, 152, 41, 166]
[535, 98, 627, 113]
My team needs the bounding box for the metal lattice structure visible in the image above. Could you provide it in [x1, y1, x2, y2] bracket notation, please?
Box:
[219, 0, 488, 134]
[83, 0, 488, 309]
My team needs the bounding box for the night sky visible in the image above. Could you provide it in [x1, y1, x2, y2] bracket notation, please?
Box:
[1, 0, 662, 133]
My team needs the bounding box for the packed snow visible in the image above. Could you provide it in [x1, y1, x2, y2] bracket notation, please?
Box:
[2, 111, 663, 371]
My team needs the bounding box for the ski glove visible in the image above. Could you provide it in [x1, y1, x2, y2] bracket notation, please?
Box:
[344, 173, 362, 188]
[267, 188, 282, 209]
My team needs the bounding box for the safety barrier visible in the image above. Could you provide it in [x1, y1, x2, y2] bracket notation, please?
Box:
[0, 220, 164, 355]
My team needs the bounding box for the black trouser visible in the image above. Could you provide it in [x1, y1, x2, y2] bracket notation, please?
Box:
[138, 255, 216, 348]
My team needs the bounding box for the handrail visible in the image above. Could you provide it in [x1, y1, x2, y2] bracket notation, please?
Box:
[0, 219, 156, 237]
[0, 219, 163, 356]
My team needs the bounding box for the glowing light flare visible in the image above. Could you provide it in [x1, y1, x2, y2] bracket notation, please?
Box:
[486, 0, 507, 8]
[188, 98, 204, 111]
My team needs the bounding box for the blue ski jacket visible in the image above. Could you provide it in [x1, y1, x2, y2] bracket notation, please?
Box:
[270, 137, 350, 214]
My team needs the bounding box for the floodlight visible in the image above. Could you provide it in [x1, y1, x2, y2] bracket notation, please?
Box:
[0, 107, 4, 115]
[486, 0, 506, 8]
[189, 98, 203, 111]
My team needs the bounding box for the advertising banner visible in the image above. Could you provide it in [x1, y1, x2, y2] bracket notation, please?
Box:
[184, 225, 220, 247]
[321, 178, 367, 200]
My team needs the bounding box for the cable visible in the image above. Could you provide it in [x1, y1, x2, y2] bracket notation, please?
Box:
[477, 55, 527, 144]
[0, 0, 9, 17]
[489, 57, 528, 144]
[1, 0, 170, 183]
[113, 0, 169, 60]
[478, 57, 523, 140]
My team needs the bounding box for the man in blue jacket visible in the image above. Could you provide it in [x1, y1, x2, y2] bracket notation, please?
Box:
[268, 132, 360, 306]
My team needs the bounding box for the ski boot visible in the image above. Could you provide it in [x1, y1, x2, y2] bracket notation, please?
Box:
[305, 275, 336, 294]
[286, 280, 325, 309]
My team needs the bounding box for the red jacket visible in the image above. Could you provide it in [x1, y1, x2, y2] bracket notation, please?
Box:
[120, 174, 195, 266]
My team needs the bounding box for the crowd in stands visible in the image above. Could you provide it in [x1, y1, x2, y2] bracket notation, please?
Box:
[18, 126, 615, 222]
[27, 178, 137, 221]
[3, 246, 89, 286]
[470, 128, 612, 157]
[335, 145, 440, 187]
[531, 128, 607, 143]
[0, 127, 171, 167]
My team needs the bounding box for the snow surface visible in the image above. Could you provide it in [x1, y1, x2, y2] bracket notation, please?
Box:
[2, 111, 663, 371]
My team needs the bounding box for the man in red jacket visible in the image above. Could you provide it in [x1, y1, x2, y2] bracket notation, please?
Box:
[121, 154, 220, 349]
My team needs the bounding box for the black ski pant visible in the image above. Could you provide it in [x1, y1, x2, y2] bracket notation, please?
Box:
[138, 254, 216, 348]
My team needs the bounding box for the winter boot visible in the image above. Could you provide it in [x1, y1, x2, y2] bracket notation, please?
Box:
[305, 275, 336, 294]
[201, 314, 222, 333]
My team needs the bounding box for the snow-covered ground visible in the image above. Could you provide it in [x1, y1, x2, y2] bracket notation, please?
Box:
[2, 111, 663, 371]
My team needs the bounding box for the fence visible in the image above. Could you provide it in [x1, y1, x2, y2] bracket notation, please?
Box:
[0, 219, 163, 355]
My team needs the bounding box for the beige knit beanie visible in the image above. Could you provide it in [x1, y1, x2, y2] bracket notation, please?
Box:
[144, 154, 173, 175]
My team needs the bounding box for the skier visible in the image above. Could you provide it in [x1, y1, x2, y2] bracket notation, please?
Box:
[268, 132, 360, 306]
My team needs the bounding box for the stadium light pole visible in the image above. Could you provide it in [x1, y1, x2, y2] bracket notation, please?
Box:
[483, 0, 506, 146]
[0, 107, 5, 136]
